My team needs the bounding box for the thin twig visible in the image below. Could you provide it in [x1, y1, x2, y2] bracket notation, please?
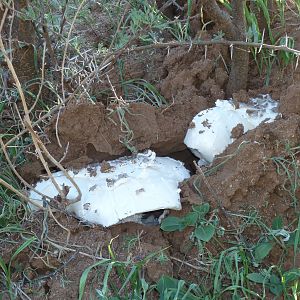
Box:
[0, 178, 44, 209]
[46, 239, 106, 260]
[26, 124, 82, 204]
[59, 0, 69, 35]
[0, 137, 52, 201]
[170, 256, 210, 273]
[28, 41, 47, 113]
[61, 0, 87, 103]
[41, 20, 58, 67]
[0, 1, 9, 33]
[48, 208, 71, 246]
[55, 107, 63, 148]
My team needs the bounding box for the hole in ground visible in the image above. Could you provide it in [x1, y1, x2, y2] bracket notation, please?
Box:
[86, 143, 197, 173]
[166, 148, 198, 173]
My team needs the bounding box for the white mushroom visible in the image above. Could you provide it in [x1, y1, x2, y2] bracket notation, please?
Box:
[184, 94, 278, 164]
[29, 151, 190, 227]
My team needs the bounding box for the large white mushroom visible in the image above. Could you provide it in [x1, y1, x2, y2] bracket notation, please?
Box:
[184, 95, 278, 164]
[29, 150, 190, 227]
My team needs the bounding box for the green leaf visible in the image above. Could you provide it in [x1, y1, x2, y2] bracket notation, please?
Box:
[247, 273, 267, 284]
[160, 216, 186, 232]
[272, 216, 283, 230]
[193, 203, 210, 217]
[156, 275, 179, 294]
[269, 275, 282, 296]
[183, 212, 198, 227]
[156, 276, 199, 300]
[194, 224, 215, 242]
[101, 263, 113, 296]
[0, 256, 10, 291]
[254, 242, 273, 263]
[283, 268, 300, 283]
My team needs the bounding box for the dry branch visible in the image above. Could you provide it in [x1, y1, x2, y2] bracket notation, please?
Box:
[201, 0, 235, 38]
[201, 0, 248, 95]
[128, 39, 300, 55]
[0, 178, 45, 209]
[0, 137, 52, 201]
[0, 5, 81, 207]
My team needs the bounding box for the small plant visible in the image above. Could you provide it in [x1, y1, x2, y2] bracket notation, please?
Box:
[0, 236, 36, 299]
[78, 238, 166, 300]
[122, 234, 141, 253]
[0, 156, 26, 228]
[107, 104, 137, 154]
[155, 252, 170, 265]
[114, 0, 170, 48]
[121, 78, 168, 107]
[160, 203, 218, 243]
[272, 143, 300, 208]
[155, 276, 203, 299]
[247, 268, 300, 298]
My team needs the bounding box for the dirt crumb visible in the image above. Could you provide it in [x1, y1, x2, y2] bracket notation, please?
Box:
[232, 89, 249, 103]
[100, 160, 113, 173]
[230, 123, 244, 139]
[214, 67, 228, 87]
[202, 119, 211, 128]
[188, 121, 196, 129]
[279, 84, 300, 115]
[158, 46, 227, 104]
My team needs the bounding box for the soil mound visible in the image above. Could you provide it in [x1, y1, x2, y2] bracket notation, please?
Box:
[182, 114, 300, 224]
[44, 98, 208, 169]
[279, 84, 300, 115]
[158, 46, 228, 103]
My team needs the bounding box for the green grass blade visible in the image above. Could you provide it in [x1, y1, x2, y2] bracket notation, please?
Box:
[0, 256, 8, 275]
[294, 215, 300, 266]
[101, 262, 114, 297]
[78, 259, 111, 300]
[9, 236, 36, 263]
